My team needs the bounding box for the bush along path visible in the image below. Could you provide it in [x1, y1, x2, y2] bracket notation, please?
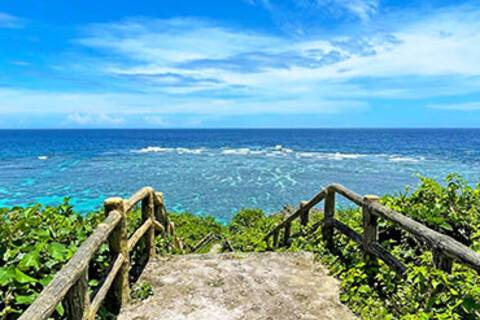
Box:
[1, 174, 479, 319]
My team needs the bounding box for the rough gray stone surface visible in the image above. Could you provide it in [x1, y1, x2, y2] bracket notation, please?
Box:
[119, 252, 356, 320]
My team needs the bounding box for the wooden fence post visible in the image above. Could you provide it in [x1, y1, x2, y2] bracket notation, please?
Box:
[323, 187, 335, 249]
[273, 229, 280, 248]
[64, 269, 90, 320]
[300, 201, 309, 226]
[363, 195, 380, 268]
[142, 188, 156, 259]
[104, 197, 129, 313]
[283, 223, 291, 246]
[155, 192, 168, 232]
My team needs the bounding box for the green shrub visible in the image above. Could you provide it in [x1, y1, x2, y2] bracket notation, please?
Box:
[0, 199, 107, 319]
[227, 209, 282, 252]
[131, 281, 154, 301]
[1, 175, 479, 319]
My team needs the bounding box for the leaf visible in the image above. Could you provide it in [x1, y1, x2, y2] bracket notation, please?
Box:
[463, 297, 480, 311]
[39, 275, 53, 287]
[56, 302, 64, 316]
[0, 267, 15, 286]
[48, 242, 69, 261]
[14, 269, 37, 284]
[15, 294, 37, 305]
[19, 251, 40, 271]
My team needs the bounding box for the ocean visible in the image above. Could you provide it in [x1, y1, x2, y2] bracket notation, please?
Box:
[1, 129, 479, 222]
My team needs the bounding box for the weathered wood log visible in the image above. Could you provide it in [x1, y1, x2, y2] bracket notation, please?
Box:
[20, 186, 196, 320]
[128, 218, 153, 252]
[266, 183, 480, 276]
[192, 232, 216, 252]
[332, 219, 362, 243]
[330, 183, 363, 206]
[169, 221, 182, 250]
[368, 242, 407, 275]
[323, 187, 335, 249]
[300, 201, 309, 226]
[141, 188, 156, 258]
[153, 219, 166, 235]
[369, 201, 480, 273]
[264, 189, 326, 240]
[153, 192, 168, 228]
[223, 238, 235, 252]
[104, 198, 129, 313]
[362, 195, 380, 268]
[290, 221, 322, 239]
[124, 187, 151, 212]
[332, 220, 406, 276]
[19, 210, 121, 320]
[89, 254, 125, 317]
[283, 223, 291, 246]
[273, 229, 280, 248]
[64, 269, 90, 320]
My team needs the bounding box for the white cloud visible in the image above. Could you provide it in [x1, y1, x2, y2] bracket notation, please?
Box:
[316, 0, 379, 21]
[66, 111, 125, 125]
[1, 4, 480, 126]
[248, 0, 379, 24]
[73, 9, 480, 99]
[0, 12, 22, 28]
[0, 87, 364, 116]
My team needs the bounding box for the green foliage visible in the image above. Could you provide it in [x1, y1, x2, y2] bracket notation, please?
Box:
[131, 281, 154, 301]
[0, 201, 225, 319]
[283, 175, 480, 319]
[0, 199, 106, 319]
[1, 175, 479, 320]
[169, 212, 226, 253]
[227, 209, 282, 252]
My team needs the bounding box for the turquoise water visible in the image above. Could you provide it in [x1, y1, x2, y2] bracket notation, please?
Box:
[1, 129, 479, 221]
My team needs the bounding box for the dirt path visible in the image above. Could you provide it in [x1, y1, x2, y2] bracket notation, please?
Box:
[119, 252, 356, 320]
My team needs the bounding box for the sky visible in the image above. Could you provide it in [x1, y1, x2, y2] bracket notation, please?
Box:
[0, 0, 480, 128]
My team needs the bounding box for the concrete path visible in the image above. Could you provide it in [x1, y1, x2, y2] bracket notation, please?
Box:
[119, 252, 356, 320]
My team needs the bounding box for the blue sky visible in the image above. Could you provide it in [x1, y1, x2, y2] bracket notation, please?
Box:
[0, 0, 479, 128]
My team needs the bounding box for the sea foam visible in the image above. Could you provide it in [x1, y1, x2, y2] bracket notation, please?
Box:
[132, 146, 424, 163]
[389, 156, 424, 163]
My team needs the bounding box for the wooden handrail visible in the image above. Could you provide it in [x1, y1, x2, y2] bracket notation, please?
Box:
[265, 183, 480, 276]
[190, 232, 235, 253]
[264, 190, 326, 240]
[20, 187, 183, 320]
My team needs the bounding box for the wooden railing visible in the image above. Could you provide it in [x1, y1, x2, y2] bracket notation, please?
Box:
[190, 232, 235, 253]
[20, 187, 183, 320]
[265, 183, 480, 275]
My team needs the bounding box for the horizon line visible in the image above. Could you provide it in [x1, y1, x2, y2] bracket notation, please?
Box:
[1, 127, 480, 130]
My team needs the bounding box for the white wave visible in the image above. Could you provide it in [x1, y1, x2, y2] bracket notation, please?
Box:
[221, 145, 294, 157]
[389, 156, 424, 163]
[135, 146, 172, 153]
[38, 156, 48, 160]
[273, 145, 294, 153]
[133, 146, 205, 154]
[330, 152, 366, 160]
[296, 152, 366, 160]
[221, 148, 252, 155]
[176, 147, 206, 154]
[296, 152, 317, 158]
[132, 146, 421, 163]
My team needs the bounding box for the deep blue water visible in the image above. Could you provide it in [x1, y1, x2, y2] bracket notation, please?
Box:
[1, 129, 480, 222]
